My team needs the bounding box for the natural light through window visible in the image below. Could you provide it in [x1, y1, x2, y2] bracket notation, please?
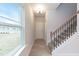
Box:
[0, 3, 24, 56]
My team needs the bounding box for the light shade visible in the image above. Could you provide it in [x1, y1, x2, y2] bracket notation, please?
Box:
[33, 4, 46, 14]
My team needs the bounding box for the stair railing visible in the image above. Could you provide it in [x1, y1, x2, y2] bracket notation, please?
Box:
[49, 11, 79, 52]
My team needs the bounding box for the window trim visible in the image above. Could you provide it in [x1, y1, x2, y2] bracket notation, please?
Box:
[0, 4, 25, 56]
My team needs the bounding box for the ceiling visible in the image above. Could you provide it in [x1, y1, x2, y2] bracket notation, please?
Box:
[21, 3, 60, 16]
[29, 3, 60, 11]
[21, 3, 60, 11]
[29, 3, 60, 16]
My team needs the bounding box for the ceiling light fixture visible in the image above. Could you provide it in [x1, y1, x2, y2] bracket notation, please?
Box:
[33, 4, 46, 14]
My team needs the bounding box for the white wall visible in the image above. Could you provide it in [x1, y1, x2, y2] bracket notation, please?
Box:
[77, 3, 79, 33]
[19, 4, 34, 56]
[46, 3, 77, 45]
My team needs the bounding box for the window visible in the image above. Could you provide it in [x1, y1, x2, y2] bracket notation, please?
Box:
[0, 3, 24, 56]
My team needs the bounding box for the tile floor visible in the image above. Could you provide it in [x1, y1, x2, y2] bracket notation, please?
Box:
[29, 39, 51, 56]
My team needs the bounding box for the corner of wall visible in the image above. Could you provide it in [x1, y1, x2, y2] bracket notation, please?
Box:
[19, 41, 34, 56]
[19, 4, 34, 56]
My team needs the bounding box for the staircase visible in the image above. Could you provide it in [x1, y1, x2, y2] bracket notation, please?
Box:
[48, 11, 78, 54]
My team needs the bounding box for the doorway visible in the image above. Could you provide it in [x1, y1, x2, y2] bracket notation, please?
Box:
[34, 15, 45, 40]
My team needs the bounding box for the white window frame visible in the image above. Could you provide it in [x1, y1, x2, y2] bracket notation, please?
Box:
[0, 4, 25, 56]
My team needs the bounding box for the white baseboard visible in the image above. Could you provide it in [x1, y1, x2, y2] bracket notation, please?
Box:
[19, 41, 34, 56]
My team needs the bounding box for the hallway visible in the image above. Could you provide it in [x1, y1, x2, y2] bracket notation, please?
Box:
[0, 3, 77, 56]
[29, 39, 51, 56]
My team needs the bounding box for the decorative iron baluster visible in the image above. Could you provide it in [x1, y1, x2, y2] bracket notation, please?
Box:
[64, 23, 67, 40]
[55, 30, 57, 48]
[60, 25, 63, 43]
[66, 21, 68, 38]
[50, 31, 53, 52]
[60, 27, 62, 44]
[71, 18, 73, 35]
[56, 30, 58, 47]
[69, 20, 71, 38]
[57, 28, 60, 46]
[56, 29, 60, 47]
[53, 32, 55, 49]
[67, 21, 69, 38]
[75, 15, 77, 32]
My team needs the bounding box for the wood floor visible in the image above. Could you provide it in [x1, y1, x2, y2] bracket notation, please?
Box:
[29, 39, 51, 56]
